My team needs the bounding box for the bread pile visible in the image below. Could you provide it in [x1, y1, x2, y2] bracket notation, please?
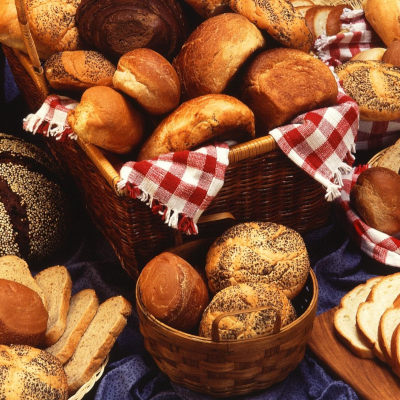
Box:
[0, 254, 132, 396]
[334, 272, 400, 378]
[138, 221, 311, 340]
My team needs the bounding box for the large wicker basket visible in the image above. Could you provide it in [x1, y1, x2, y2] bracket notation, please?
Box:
[3, 0, 364, 279]
[136, 238, 319, 398]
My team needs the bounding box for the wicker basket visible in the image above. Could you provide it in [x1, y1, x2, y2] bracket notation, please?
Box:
[135, 238, 319, 398]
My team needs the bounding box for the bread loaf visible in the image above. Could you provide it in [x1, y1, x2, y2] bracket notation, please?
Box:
[0, 279, 48, 348]
[350, 167, 400, 236]
[375, 138, 400, 174]
[335, 60, 400, 121]
[137, 94, 255, 161]
[199, 282, 296, 339]
[138, 252, 209, 332]
[0, 344, 68, 399]
[67, 86, 145, 154]
[173, 13, 266, 100]
[240, 47, 338, 130]
[205, 222, 310, 299]
[382, 40, 400, 67]
[113, 48, 180, 116]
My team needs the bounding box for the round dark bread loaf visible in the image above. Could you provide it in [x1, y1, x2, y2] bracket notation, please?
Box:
[0, 279, 48, 348]
[350, 166, 400, 236]
[205, 222, 310, 299]
[198, 282, 297, 340]
[0, 344, 68, 399]
[0, 134, 70, 264]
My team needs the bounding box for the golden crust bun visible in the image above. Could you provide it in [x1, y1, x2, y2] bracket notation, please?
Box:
[335, 60, 400, 121]
[350, 47, 386, 61]
[382, 40, 400, 67]
[137, 94, 255, 161]
[173, 13, 266, 100]
[113, 48, 180, 116]
[182, 0, 230, 18]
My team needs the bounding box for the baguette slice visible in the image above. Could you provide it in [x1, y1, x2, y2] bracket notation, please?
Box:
[64, 295, 132, 395]
[46, 289, 99, 364]
[35, 266, 72, 347]
[0, 255, 47, 308]
[357, 272, 400, 361]
[334, 276, 382, 358]
[378, 294, 400, 364]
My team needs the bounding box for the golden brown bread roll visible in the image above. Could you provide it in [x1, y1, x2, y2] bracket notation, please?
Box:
[382, 40, 400, 67]
[113, 48, 180, 116]
[137, 94, 255, 161]
[0, 279, 48, 348]
[350, 167, 400, 236]
[205, 222, 310, 299]
[45, 51, 117, 92]
[350, 47, 386, 61]
[240, 47, 338, 130]
[182, 0, 230, 18]
[138, 252, 209, 332]
[335, 60, 400, 121]
[198, 282, 297, 339]
[67, 86, 145, 154]
[173, 13, 266, 100]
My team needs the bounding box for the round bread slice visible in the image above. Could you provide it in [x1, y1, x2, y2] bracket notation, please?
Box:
[335, 60, 400, 121]
[205, 222, 310, 299]
[199, 281, 297, 340]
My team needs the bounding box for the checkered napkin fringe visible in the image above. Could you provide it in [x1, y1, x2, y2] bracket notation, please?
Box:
[336, 165, 400, 267]
[314, 8, 400, 151]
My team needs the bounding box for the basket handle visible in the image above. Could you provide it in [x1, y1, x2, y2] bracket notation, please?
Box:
[211, 305, 282, 342]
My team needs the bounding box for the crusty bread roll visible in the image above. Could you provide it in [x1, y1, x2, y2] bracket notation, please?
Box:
[375, 138, 400, 174]
[199, 282, 297, 340]
[137, 94, 255, 161]
[335, 60, 400, 121]
[241, 47, 338, 130]
[0, 344, 68, 399]
[67, 86, 145, 154]
[229, 0, 313, 53]
[138, 252, 209, 332]
[205, 221, 310, 299]
[182, 0, 230, 18]
[350, 47, 386, 61]
[350, 167, 400, 236]
[173, 13, 266, 100]
[44, 51, 116, 92]
[0, 279, 48, 348]
[113, 48, 180, 116]
[382, 40, 400, 67]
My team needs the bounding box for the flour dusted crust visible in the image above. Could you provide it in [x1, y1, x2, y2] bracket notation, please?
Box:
[205, 222, 310, 299]
[198, 282, 296, 339]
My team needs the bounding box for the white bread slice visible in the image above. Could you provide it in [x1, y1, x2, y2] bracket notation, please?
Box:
[356, 272, 400, 362]
[312, 6, 335, 38]
[34, 265, 72, 347]
[0, 255, 47, 308]
[390, 321, 400, 376]
[64, 295, 132, 395]
[378, 294, 400, 364]
[46, 289, 99, 364]
[334, 276, 382, 358]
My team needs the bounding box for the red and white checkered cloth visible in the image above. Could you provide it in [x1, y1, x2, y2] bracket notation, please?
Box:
[336, 165, 400, 266]
[314, 8, 400, 151]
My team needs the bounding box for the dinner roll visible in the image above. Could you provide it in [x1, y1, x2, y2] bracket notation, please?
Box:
[67, 86, 145, 154]
[241, 47, 338, 130]
[350, 48, 386, 61]
[350, 167, 400, 236]
[182, 0, 230, 17]
[205, 222, 310, 299]
[113, 48, 180, 115]
[138, 252, 209, 332]
[137, 94, 255, 161]
[382, 40, 400, 67]
[199, 282, 297, 340]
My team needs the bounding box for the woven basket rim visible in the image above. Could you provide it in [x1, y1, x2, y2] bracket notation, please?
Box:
[368, 147, 390, 167]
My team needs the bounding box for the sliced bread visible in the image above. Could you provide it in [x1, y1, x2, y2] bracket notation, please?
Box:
[390, 321, 400, 376]
[46, 289, 99, 364]
[64, 295, 132, 395]
[0, 255, 47, 308]
[34, 265, 72, 347]
[356, 272, 400, 362]
[334, 276, 382, 358]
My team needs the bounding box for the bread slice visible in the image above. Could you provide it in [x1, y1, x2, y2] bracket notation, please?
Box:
[46, 289, 99, 364]
[64, 295, 132, 395]
[390, 321, 400, 376]
[0, 255, 47, 308]
[356, 272, 400, 361]
[378, 294, 400, 364]
[334, 276, 382, 358]
[34, 265, 72, 347]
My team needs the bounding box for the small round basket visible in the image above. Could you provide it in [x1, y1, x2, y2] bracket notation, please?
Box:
[135, 239, 319, 398]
